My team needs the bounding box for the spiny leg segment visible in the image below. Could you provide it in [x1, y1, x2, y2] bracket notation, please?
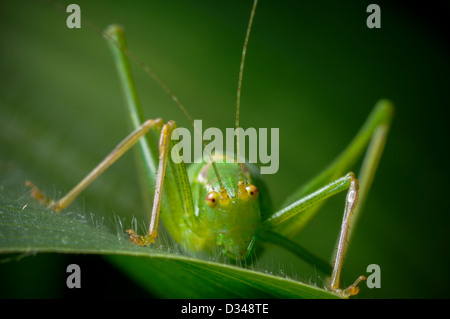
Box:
[126, 121, 178, 246]
[329, 174, 367, 297]
[26, 118, 178, 246]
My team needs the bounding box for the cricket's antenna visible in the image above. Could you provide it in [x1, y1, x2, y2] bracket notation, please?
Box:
[236, 0, 258, 181]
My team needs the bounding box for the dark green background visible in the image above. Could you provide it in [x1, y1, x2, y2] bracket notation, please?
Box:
[1, 0, 449, 298]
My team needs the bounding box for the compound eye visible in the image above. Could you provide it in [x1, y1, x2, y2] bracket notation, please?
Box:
[246, 184, 259, 200]
[206, 191, 220, 209]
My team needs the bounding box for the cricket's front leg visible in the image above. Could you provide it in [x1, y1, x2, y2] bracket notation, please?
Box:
[126, 120, 177, 246]
[25, 119, 163, 213]
[264, 172, 368, 297]
[328, 174, 367, 297]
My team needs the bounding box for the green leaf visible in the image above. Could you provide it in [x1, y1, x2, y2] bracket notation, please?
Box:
[0, 196, 340, 299]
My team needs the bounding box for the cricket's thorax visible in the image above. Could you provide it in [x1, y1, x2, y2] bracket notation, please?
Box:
[172, 156, 264, 258]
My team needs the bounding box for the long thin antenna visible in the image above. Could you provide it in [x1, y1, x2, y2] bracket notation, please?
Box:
[236, 0, 258, 180]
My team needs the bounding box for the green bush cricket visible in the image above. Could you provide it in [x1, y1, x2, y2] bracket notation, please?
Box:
[26, 0, 394, 298]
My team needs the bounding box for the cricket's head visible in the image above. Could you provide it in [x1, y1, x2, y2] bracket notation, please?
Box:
[206, 182, 260, 259]
[193, 159, 263, 260]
